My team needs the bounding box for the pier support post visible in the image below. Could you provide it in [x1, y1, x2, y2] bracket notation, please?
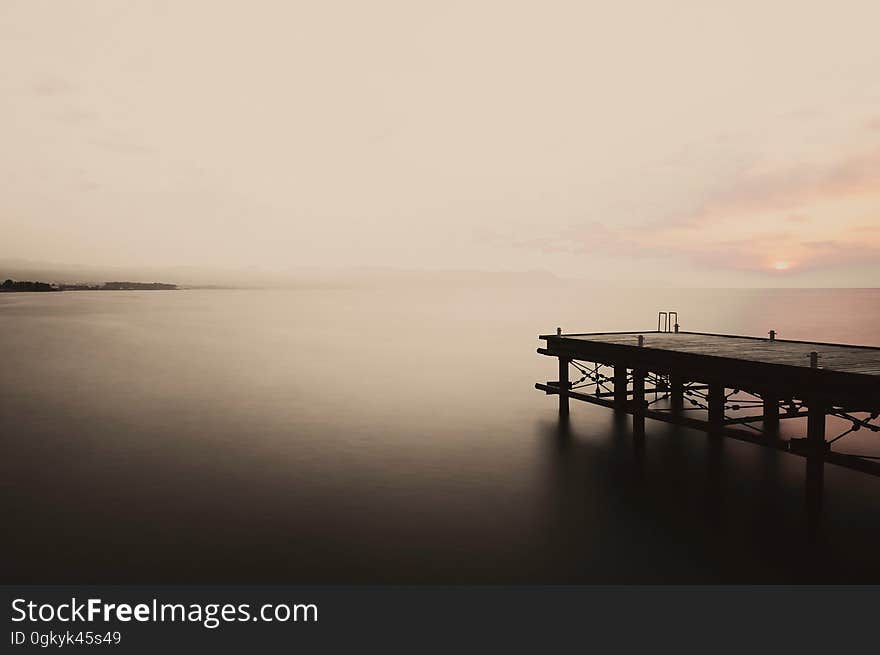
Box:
[762, 393, 780, 442]
[613, 364, 628, 410]
[670, 374, 684, 415]
[558, 356, 570, 416]
[632, 368, 646, 442]
[805, 398, 827, 521]
[807, 399, 827, 458]
[708, 383, 724, 435]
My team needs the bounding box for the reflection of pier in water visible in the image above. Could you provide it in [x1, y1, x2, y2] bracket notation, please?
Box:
[536, 322, 880, 533]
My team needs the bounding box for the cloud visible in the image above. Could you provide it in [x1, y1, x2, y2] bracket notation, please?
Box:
[500, 146, 880, 276]
[511, 221, 629, 254]
[671, 147, 880, 229]
[53, 108, 98, 125]
[31, 77, 76, 96]
[89, 137, 154, 155]
[652, 147, 880, 272]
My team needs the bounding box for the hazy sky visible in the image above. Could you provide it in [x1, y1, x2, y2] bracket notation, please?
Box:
[2, 1, 878, 285]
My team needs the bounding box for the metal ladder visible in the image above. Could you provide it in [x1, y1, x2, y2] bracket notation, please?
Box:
[657, 311, 679, 333]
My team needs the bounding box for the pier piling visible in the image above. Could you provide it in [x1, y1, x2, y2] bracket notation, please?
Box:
[763, 393, 780, 442]
[614, 365, 628, 410]
[558, 356, 570, 416]
[708, 383, 725, 435]
[633, 369, 646, 441]
[670, 374, 684, 415]
[806, 398, 828, 520]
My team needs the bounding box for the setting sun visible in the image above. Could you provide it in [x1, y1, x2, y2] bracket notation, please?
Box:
[772, 261, 792, 271]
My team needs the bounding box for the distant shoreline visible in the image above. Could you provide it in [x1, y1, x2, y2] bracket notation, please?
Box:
[1, 279, 178, 292]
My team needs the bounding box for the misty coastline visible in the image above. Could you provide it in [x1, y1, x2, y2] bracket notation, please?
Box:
[1, 278, 178, 292]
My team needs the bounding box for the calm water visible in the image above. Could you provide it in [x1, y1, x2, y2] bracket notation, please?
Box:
[2, 285, 880, 583]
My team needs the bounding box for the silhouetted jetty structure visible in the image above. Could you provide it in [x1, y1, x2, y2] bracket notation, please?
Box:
[536, 315, 880, 490]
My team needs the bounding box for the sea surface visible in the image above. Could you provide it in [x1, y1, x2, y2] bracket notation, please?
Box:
[2, 285, 880, 583]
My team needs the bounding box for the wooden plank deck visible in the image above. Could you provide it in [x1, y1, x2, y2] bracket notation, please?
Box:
[560, 331, 880, 376]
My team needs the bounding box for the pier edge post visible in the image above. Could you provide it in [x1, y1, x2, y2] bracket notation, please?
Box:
[558, 356, 570, 416]
[708, 383, 724, 435]
[613, 364, 628, 410]
[806, 397, 827, 522]
[632, 368, 646, 441]
[670, 374, 684, 415]
[762, 393, 780, 442]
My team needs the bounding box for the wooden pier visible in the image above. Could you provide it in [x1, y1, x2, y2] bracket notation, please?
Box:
[536, 327, 880, 485]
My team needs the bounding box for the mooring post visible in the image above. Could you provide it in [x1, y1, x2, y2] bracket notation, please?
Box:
[708, 382, 724, 435]
[558, 356, 570, 416]
[632, 368, 646, 441]
[762, 393, 780, 441]
[670, 374, 684, 415]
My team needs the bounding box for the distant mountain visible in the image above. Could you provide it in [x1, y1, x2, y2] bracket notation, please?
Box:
[101, 282, 177, 290]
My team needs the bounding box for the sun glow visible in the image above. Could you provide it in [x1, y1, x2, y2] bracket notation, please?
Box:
[772, 261, 792, 271]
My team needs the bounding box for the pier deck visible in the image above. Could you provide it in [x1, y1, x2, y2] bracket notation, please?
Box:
[536, 329, 880, 481]
[564, 332, 880, 376]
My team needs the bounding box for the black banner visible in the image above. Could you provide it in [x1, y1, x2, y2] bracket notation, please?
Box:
[2, 586, 877, 652]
